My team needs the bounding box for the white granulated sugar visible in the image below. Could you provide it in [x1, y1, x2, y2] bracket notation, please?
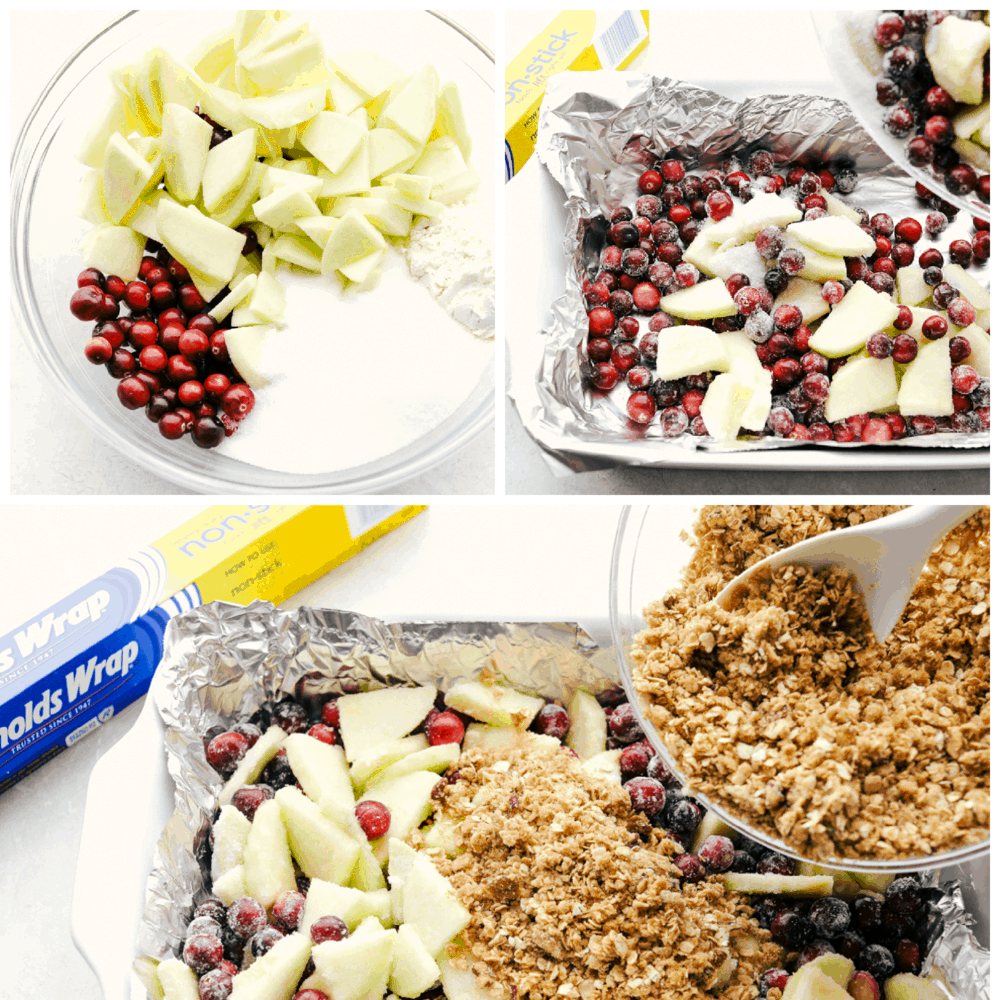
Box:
[403, 200, 495, 337]
[219, 250, 491, 475]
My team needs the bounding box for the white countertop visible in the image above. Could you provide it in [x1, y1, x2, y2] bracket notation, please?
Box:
[9, 11, 496, 497]
[2, 503, 627, 1000]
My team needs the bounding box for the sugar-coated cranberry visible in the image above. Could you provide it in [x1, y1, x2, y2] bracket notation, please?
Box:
[698, 835, 735, 872]
[228, 897, 267, 939]
[859, 943, 895, 980]
[532, 703, 569, 740]
[588, 338, 613, 363]
[635, 195, 663, 220]
[946, 297, 976, 328]
[206, 731, 249, 774]
[623, 776, 665, 816]
[771, 912, 813, 950]
[249, 926, 285, 959]
[306, 723, 336, 745]
[672, 853, 705, 881]
[611, 343, 640, 374]
[906, 136, 933, 166]
[706, 190, 734, 221]
[948, 239, 973, 267]
[355, 800, 391, 841]
[679, 389, 704, 417]
[772, 304, 802, 332]
[757, 852, 794, 876]
[767, 407, 795, 436]
[971, 230, 990, 260]
[626, 391, 657, 424]
[183, 934, 223, 976]
[608, 703, 644, 743]
[607, 289, 634, 316]
[809, 897, 850, 939]
[952, 365, 980, 396]
[198, 968, 233, 1000]
[272, 700, 309, 735]
[884, 105, 914, 138]
[618, 744, 652, 780]
[777, 247, 805, 275]
[860, 417, 892, 443]
[760, 969, 790, 994]
[230, 785, 273, 822]
[659, 406, 688, 437]
[600, 246, 623, 273]
[660, 159, 685, 182]
[310, 915, 350, 944]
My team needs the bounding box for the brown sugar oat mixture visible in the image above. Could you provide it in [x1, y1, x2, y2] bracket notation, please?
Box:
[632, 505, 990, 861]
[422, 741, 781, 1000]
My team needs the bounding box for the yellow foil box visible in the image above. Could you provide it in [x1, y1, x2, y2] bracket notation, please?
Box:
[0, 505, 424, 791]
[505, 10, 650, 181]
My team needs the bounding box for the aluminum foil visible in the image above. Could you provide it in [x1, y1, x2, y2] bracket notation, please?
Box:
[136, 601, 618, 962]
[508, 71, 989, 472]
[133, 600, 988, 1000]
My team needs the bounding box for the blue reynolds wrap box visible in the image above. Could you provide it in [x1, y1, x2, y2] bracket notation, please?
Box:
[0, 504, 425, 791]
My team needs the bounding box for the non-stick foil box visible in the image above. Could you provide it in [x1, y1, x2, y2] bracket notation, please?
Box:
[0, 504, 424, 791]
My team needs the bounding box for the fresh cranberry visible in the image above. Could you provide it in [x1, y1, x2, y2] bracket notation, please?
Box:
[83, 337, 114, 365]
[673, 853, 705, 881]
[609, 221, 640, 248]
[145, 394, 173, 424]
[178, 283, 206, 314]
[588, 338, 613, 363]
[219, 383, 255, 422]
[667, 205, 691, 226]
[158, 411, 186, 440]
[948, 239, 973, 267]
[923, 115, 955, 147]
[946, 164, 978, 197]
[355, 800, 391, 841]
[618, 744, 653, 780]
[679, 388, 704, 417]
[124, 280, 151, 311]
[610, 343, 639, 373]
[906, 136, 933, 166]
[623, 776, 666, 816]
[638, 169, 663, 194]
[70, 285, 105, 322]
[758, 851, 795, 876]
[176, 329, 210, 360]
[205, 731, 249, 773]
[631, 282, 661, 312]
[426, 711, 465, 746]
[138, 344, 168, 374]
[705, 190, 734, 221]
[165, 354, 197, 386]
[626, 391, 657, 424]
[310, 915, 350, 944]
[947, 336, 972, 365]
[192, 416, 225, 449]
[772, 304, 802, 333]
[230, 785, 273, 822]
[919, 315, 948, 341]
[115, 376, 149, 410]
[771, 357, 801, 388]
[591, 362, 619, 392]
[656, 242, 684, 266]
[176, 381, 206, 408]
[303, 723, 335, 745]
[860, 417, 892, 443]
[971, 230, 990, 260]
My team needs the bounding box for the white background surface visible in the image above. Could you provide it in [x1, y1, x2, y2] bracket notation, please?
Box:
[9, 11, 497, 497]
[502, 11, 990, 495]
[2, 502, 637, 1000]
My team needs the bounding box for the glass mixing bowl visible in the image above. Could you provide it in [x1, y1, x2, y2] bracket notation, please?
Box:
[11, 11, 494, 493]
[811, 10, 990, 222]
[609, 504, 991, 872]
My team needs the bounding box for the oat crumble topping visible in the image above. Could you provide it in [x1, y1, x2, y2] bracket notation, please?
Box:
[421, 741, 781, 1000]
[631, 505, 989, 860]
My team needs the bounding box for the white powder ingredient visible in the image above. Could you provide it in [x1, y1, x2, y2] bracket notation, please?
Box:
[403, 201, 495, 338]
[218, 248, 492, 476]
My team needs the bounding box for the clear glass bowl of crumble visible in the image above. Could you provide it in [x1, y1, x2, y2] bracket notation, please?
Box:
[609, 503, 991, 873]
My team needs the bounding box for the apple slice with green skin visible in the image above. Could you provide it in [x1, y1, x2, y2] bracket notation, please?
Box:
[925, 15, 990, 104]
[825, 355, 898, 422]
[437, 952, 495, 1000]
[340, 249, 385, 284]
[699, 373, 754, 441]
[247, 269, 286, 324]
[952, 136, 990, 171]
[897, 337, 954, 417]
[708, 192, 802, 245]
[775, 277, 830, 325]
[319, 203, 386, 277]
[134, 956, 164, 1000]
[358, 770, 442, 845]
[779, 235, 847, 281]
[388, 837, 420, 923]
[580, 748, 622, 784]
[565, 689, 607, 760]
[656, 326, 731, 381]
[211, 804, 252, 881]
[102, 133, 154, 223]
[79, 224, 147, 282]
[349, 735, 430, 789]
[822, 192, 862, 225]
[421, 816, 464, 857]
[299, 111, 367, 176]
[782, 966, 851, 1000]
[77, 170, 111, 226]
[316, 143, 372, 199]
[401, 854, 472, 957]
[390, 923, 442, 999]
[212, 864, 248, 905]
[243, 798, 297, 909]
[219, 725, 286, 805]
[201, 128, 257, 213]
[226, 324, 275, 387]
[312, 927, 396, 1000]
[444, 680, 544, 729]
[958, 324, 990, 377]
[432, 82, 472, 161]
[883, 973, 949, 1000]
[351, 839, 388, 892]
[160, 103, 212, 204]
[722, 872, 834, 895]
[328, 73, 368, 116]
[157, 958, 200, 1000]
[330, 49, 406, 101]
[783, 959, 854, 1000]
[207, 274, 257, 324]
[157, 199, 246, 284]
[258, 166, 327, 202]
[78, 95, 129, 169]
[253, 184, 320, 233]
[786, 216, 876, 257]
[365, 743, 460, 792]
[276, 786, 362, 885]
[462, 724, 561, 755]
[796, 861, 868, 898]
[339, 685, 437, 763]
[211, 161, 266, 230]
[896, 264, 932, 307]
[301, 878, 391, 932]
[808, 279, 898, 357]
[954, 100, 991, 141]
[239, 84, 327, 130]
[941, 264, 990, 312]
[660, 277, 737, 320]
[230, 931, 312, 1000]
[380, 65, 440, 146]
[284, 733, 355, 812]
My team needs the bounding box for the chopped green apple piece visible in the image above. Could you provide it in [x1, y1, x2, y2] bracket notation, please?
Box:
[349, 735, 430, 788]
[431, 167, 480, 205]
[941, 264, 990, 311]
[796, 861, 872, 898]
[157, 958, 200, 1000]
[708, 192, 802, 245]
[252, 183, 320, 232]
[351, 839, 388, 892]
[157, 199, 246, 284]
[243, 34, 328, 92]
[359, 770, 442, 844]
[384, 173, 433, 198]
[808, 280, 898, 357]
[782, 965, 851, 1000]
[219, 725, 286, 805]
[883, 973, 949, 1000]
[211, 160, 266, 229]
[276, 785, 362, 884]
[390, 923, 441, 999]
[239, 84, 327, 130]
[247, 269, 286, 324]
[243, 798, 297, 909]
[299, 110, 367, 176]
[77, 171, 111, 226]
[960, 324, 990, 377]
[79, 224, 146, 282]
[402, 852, 471, 957]
[432, 81, 472, 161]
[366, 743, 460, 791]
[226, 324, 275, 387]
[897, 337, 954, 417]
[925, 15, 990, 105]
[580, 748, 622, 784]
[444, 679, 544, 729]
[160, 103, 213, 204]
[77, 94, 129, 169]
[330, 49, 406, 101]
[230, 931, 312, 1000]
[780, 235, 847, 281]
[822, 192, 862, 224]
[150, 48, 203, 112]
[320, 208, 387, 281]
[660, 277, 737, 320]
[102, 132, 154, 223]
[283, 732, 355, 812]
[786, 216, 876, 257]
[338, 685, 436, 762]
[198, 82, 256, 135]
[952, 136, 990, 172]
[186, 26, 235, 83]
[437, 952, 495, 1000]
[312, 928, 396, 1000]
[409, 138, 466, 187]
[332, 197, 412, 237]
[421, 816, 464, 857]
[825, 355, 898, 422]
[368, 128, 419, 179]
[384, 187, 445, 218]
[328, 72, 368, 116]
[201, 128, 257, 213]
[212, 864, 247, 906]
[656, 326, 731, 381]
[207, 274, 257, 323]
[340, 248, 385, 284]
[722, 873, 834, 895]
[301, 878, 391, 932]
[896, 264, 933, 306]
[462, 724, 561, 755]
[681, 224, 723, 274]
[387, 837, 420, 923]
[705, 242, 768, 288]
[565, 689, 607, 760]
[381, 64, 439, 146]
[293, 216, 338, 248]
[953, 100, 991, 141]
[774, 276, 830, 325]
[317, 141, 372, 199]
[715, 331, 771, 430]
[211, 804, 252, 881]
[700, 373, 754, 440]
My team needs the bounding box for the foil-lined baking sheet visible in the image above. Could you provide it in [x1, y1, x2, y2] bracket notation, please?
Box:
[507, 71, 989, 473]
[134, 601, 988, 1000]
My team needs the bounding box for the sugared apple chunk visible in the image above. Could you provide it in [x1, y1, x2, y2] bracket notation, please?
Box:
[284, 732, 355, 812]
[312, 927, 396, 1000]
[700, 373, 754, 441]
[349, 734, 430, 789]
[774, 277, 830, 325]
[825, 355, 898, 422]
[659, 277, 737, 320]
[243, 798, 297, 909]
[708, 192, 801, 246]
[229, 931, 312, 1000]
[211, 804, 252, 881]
[390, 923, 441, 999]
[897, 338, 954, 417]
[925, 15, 990, 105]
[276, 786, 361, 884]
[808, 280, 898, 358]
[656, 326, 731, 381]
[565, 689, 607, 760]
[358, 769, 442, 845]
[786, 216, 876, 257]
[444, 679, 543, 729]
[301, 878, 391, 931]
[156, 958, 200, 1000]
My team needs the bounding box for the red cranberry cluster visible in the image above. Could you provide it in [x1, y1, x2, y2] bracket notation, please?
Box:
[871, 11, 990, 204]
[69, 243, 256, 450]
[582, 149, 990, 441]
